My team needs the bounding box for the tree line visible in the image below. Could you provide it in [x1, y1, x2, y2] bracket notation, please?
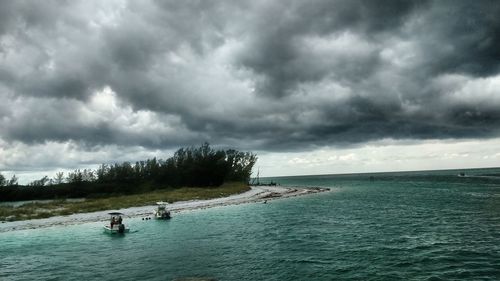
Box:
[0, 143, 257, 201]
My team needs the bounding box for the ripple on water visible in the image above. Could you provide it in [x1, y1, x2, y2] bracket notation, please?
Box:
[2, 171, 500, 280]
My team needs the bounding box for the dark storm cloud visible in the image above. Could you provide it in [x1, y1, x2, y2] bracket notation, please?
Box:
[418, 1, 500, 77]
[0, 0, 500, 153]
[235, 0, 428, 98]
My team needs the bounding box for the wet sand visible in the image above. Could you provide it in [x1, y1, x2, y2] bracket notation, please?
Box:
[0, 186, 330, 233]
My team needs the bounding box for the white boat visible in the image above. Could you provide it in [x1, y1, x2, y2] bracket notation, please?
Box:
[103, 212, 130, 234]
[154, 202, 171, 220]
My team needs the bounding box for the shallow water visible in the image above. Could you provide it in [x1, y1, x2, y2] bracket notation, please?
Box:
[2, 168, 500, 280]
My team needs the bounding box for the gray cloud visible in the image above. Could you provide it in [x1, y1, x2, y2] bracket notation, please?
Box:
[0, 0, 500, 160]
[420, 1, 500, 77]
[235, 0, 428, 98]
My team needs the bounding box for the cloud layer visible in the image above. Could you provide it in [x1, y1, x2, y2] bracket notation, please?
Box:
[1, 0, 500, 176]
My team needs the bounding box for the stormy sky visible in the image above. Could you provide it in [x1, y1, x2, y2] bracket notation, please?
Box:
[1, 0, 500, 182]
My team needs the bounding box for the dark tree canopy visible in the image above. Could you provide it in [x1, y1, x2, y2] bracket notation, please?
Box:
[0, 173, 5, 187]
[0, 144, 257, 201]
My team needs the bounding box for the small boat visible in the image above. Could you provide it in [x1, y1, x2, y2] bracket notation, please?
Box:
[154, 202, 171, 220]
[103, 212, 130, 234]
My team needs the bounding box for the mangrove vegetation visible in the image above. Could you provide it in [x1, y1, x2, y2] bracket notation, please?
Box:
[0, 182, 250, 221]
[0, 143, 257, 202]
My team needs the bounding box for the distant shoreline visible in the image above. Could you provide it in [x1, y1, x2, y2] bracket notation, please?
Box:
[261, 166, 500, 179]
[0, 186, 330, 233]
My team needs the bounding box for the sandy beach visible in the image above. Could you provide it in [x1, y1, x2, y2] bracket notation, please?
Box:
[0, 185, 329, 233]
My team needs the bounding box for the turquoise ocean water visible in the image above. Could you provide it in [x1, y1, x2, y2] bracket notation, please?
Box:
[1, 168, 500, 280]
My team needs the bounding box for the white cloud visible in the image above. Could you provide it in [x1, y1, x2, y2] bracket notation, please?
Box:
[440, 74, 500, 106]
[0, 139, 173, 184]
[256, 138, 500, 177]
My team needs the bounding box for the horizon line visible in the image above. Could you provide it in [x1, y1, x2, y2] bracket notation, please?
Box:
[260, 165, 500, 179]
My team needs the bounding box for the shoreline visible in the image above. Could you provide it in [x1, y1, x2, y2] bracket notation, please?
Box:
[0, 185, 330, 233]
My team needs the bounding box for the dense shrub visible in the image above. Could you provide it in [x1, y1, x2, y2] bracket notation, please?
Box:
[0, 144, 257, 201]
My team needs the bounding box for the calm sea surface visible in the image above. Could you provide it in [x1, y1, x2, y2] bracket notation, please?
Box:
[2, 168, 500, 280]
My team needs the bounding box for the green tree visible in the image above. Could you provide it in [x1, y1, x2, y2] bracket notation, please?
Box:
[53, 172, 64, 184]
[7, 175, 18, 186]
[0, 173, 6, 186]
[0, 144, 258, 200]
[67, 170, 83, 184]
[28, 176, 49, 187]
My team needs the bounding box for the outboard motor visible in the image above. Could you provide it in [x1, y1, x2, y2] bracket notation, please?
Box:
[118, 224, 125, 233]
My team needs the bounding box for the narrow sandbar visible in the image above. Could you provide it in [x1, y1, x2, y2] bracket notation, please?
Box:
[0, 186, 330, 233]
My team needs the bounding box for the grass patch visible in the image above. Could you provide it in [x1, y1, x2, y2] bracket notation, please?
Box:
[0, 182, 250, 222]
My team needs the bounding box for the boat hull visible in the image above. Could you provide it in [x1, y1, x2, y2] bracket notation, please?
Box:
[154, 213, 171, 220]
[154, 210, 171, 220]
[103, 225, 130, 234]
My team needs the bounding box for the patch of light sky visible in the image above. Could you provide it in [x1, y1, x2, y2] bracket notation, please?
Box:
[256, 138, 500, 178]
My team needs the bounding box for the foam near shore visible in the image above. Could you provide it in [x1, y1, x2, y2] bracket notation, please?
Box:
[0, 186, 330, 233]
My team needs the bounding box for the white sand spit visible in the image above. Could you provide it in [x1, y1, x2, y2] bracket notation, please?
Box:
[0, 186, 330, 233]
